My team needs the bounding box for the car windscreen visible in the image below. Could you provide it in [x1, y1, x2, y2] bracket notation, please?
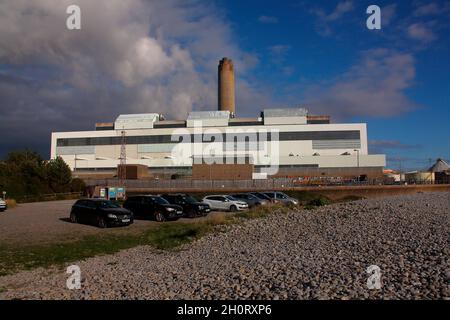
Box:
[99, 201, 121, 208]
[276, 193, 288, 199]
[151, 196, 169, 205]
[225, 195, 238, 201]
[181, 195, 198, 203]
[252, 193, 270, 200]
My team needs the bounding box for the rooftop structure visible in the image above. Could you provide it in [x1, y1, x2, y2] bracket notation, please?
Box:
[428, 158, 449, 172]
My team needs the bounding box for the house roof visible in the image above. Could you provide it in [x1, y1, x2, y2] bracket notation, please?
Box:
[428, 158, 450, 172]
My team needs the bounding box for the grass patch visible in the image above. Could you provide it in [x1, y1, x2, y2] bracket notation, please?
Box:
[146, 223, 212, 250]
[0, 233, 146, 276]
[0, 287, 6, 293]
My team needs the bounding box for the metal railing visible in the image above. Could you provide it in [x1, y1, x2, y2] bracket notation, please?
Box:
[84, 178, 384, 190]
[14, 192, 83, 203]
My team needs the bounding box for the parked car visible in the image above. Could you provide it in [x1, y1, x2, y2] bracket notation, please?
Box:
[123, 195, 183, 222]
[230, 193, 269, 208]
[70, 199, 133, 228]
[202, 195, 249, 212]
[249, 192, 274, 203]
[161, 193, 210, 218]
[0, 198, 6, 212]
[262, 192, 299, 206]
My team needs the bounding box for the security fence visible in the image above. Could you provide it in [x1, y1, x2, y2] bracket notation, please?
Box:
[84, 177, 380, 191]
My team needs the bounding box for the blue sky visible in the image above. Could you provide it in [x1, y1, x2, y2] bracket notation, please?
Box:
[217, 0, 450, 170]
[0, 0, 449, 170]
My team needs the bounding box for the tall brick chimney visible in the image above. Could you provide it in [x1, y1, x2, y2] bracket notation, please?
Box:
[218, 57, 235, 115]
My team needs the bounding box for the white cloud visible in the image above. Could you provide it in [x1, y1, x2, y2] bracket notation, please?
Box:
[325, 1, 354, 22]
[407, 23, 436, 43]
[414, 3, 440, 16]
[268, 45, 291, 55]
[309, 1, 354, 36]
[382, 4, 397, 26]
[303, 49, 417, 119]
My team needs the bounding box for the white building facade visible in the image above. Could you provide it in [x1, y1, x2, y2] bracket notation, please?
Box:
[51, 109, 385, 178]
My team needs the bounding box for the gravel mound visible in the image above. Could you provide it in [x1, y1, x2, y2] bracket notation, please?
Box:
[0, 192, 448, 300]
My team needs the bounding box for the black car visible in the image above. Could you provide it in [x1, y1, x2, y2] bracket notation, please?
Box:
[161, 194, 210, 218]
[249, 192, 274, 203]
[123, 195, 183, 222]
[70, 199, 133, 228]
[230, 193, 269, 208]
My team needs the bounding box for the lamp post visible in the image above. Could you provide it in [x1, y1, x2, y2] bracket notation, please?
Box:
[354, 149, 360, 182]
[354, 149, 360, 168]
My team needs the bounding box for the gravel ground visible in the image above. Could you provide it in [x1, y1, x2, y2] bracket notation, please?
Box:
[0, 192, 448, 300]
[0, 200, 212, 245]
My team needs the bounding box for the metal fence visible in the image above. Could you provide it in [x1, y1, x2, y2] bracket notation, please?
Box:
[84, 178, 380, 191]
[14, 192, 83, 203]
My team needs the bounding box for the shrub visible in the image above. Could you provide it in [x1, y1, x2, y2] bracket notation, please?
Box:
[70, 178, 86, 193]
[306, 196, 330, 207]
[5, 199, 17, 208]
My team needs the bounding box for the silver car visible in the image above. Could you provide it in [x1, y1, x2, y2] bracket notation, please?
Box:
[202, 195, 249, 212]
[262, 192, 299, 206]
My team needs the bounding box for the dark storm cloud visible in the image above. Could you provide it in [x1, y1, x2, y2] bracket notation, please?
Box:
[0, 0, 266, 157]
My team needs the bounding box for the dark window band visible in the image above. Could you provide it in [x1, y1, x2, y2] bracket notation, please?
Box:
[57, 131, 360, 147]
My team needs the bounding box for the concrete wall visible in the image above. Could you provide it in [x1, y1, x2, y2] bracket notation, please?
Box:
[192, 163, 253, 180]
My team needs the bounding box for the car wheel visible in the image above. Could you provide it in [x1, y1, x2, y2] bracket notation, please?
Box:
[229, 205, 237, 212]
[70, 212, 78, 223]
[155, 211, 166, 222]
[97, 217, 107, 228]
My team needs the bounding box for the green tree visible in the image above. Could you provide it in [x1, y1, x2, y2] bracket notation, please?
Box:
[3, 150, 48, 196]
[46, 157, 72, 193]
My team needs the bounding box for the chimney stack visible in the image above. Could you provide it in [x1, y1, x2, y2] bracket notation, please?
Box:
[218, 57, 235, 114]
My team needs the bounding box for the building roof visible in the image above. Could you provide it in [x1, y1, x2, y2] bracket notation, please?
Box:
[114, 113, 160, 130]
[263, 108, 308, 118]
[115, 113, 160, 122]
[428, 158, 449, 172]
[187, 111, 230, 120]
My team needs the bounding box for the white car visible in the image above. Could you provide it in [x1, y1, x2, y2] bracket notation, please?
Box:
[202, 195, 249, 212]
[0, 198, 6, 212]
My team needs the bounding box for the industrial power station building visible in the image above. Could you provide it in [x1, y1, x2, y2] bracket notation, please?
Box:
[50, 58, 386, 180]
